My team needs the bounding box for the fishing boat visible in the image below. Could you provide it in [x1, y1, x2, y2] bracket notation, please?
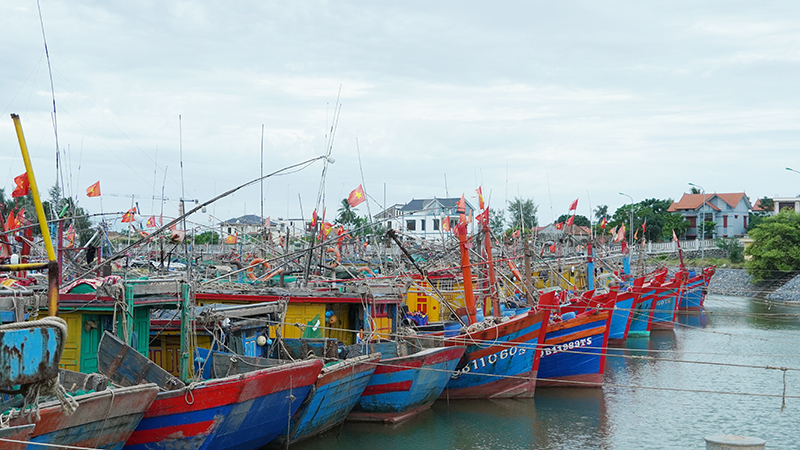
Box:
[97, 331, 323, 450]
[442, 309, 550, 398]
[627, 271, 664, 338]
[7, 372, 159, 450]
[0, 424, 35, 450]
[536, 290, 612, 387]
[678, 266, 716, 313]
[195, 343, 380, 446]
[650, 270, 685, 331]
[348, 343, 465, 423]
[606, 277, 645, 344]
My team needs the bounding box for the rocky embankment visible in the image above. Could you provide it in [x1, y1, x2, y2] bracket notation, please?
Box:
[707, 268, 800, 301]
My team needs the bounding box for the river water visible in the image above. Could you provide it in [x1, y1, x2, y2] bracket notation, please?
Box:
[291, 295, 800, 449]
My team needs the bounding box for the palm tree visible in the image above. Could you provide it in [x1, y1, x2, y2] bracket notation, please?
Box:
[336, 199, 358, 226]
[594, 205, 609, 222]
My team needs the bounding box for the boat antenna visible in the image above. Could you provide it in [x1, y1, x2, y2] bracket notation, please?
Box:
[356, 137, 384, 274]
[36, 0, 62, 188]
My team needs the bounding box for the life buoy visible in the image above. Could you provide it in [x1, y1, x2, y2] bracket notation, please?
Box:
[247, 258, 271, 280]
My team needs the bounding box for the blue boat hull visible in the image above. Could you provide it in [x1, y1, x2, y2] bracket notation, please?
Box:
[443, 310, 550, 398]
[628, 289, 657, 337]
[124, 359, 322, 450]
[608, 293, 635, 343]
[277, 354, 379, 445]
[349, 346, 465, 423]
[537, 311, 610, 387]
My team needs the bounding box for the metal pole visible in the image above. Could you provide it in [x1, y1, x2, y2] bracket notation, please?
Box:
[619, 192, 634, 242]
[690, 183, 705, 258]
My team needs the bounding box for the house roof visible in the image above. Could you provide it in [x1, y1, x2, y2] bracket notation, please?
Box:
[752, 198, 767, 211]
[399, 197, 474, 213]
[220, 214, 265, 226]
[668, 192, 749, 213]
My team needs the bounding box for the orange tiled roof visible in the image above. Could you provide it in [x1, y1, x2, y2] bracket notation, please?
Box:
[668, 192, 747, 212]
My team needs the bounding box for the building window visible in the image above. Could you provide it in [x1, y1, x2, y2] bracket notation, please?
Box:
[387, 221, 392, 230]
[688, 216, 697, 227]
[433, 219, 440, 231]
[406, 220, 416, 231]
[744, 215, 747, 229]
[420, 220, 426, 231]
[723, 215, 728, 228]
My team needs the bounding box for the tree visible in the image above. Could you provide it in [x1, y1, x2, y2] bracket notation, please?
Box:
[745, 211, 800, 281]
[336, 198, 358, 227]
[748, 196, 774, 232]
[701, 220, 717, 239]
[488, 208, 505, 236]
[556, 214, 591, 227]
[594, 205, 609, 222]
[507, 197, 538, 229]
[662, 213, 691, 240]
[194, 231, 220, 244]
[690, 187, 701, 194]
[715, 238, 744, 263]
[612, 198, 679, 242]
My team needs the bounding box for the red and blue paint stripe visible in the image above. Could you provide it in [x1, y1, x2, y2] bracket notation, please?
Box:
[442, 309, 550, 399]
[124, 358, 322, 450]
[537, 311, 611, 387]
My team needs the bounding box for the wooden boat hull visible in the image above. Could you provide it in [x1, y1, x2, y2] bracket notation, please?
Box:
[678, 267, 715, 313]
[608, 291, 636, 344]
[10, 383, 158, 450]
[537, 311, 610, 388]
[123, 358, 322, 450]
[442, 310, 550, 399]
[275, 354, 380, 445]
[628, 287, 657, 337]
[651, 278, 683, 331]
[348, 346, 465, 423]
[0, 424, 35, 450]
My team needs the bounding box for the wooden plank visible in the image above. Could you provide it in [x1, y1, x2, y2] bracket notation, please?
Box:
[97, 331, 184, 390]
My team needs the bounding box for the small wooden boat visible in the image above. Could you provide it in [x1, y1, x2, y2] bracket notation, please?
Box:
[0, 424, 35, 450]
[196, 346, 380, 446]
[7, 370, 158, 450]
[651, 271, 685, 331]
[627, 271, 664, 338]
[348, 345, 465, 423]
[678, 266, 716, 313]
[607, 277, 644, 345]
[97, 331, 323, 450]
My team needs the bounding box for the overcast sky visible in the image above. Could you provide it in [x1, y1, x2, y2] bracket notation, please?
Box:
[2, 1, 799, 230]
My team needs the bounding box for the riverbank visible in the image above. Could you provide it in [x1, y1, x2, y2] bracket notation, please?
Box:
[707, 268, 800, 301]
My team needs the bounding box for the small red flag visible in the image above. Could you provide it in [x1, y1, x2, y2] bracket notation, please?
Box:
[642, 220, 646, 233]
[86, 181, 101, 197]
[476, 187, 485, 210]
[6, 211, 17, 231]
[569, 198, 578, 211]
[600, 217, 607, 229]
[347, 185, 366, 207]
[65, 224, 75, 248]
[512, 229, 521, 238]
[566, 215, 574, 227]
[121, 207, 136, 223]
[442, 216, 451, 232]
[555, 222, 564, 230]
[12, 173, 29, 198]
[146, 216, 157, 228]
[225, 234, 237, 244]
[672, 229, 679, 243]
[311, 209, 318, 228]
[457, 194, 466, 215]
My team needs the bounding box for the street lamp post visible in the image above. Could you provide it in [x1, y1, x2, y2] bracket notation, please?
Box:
[689, 183, 705, 258]
[619, 192, 634, 243]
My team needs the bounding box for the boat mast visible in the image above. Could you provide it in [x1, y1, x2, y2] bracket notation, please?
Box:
[456, 222, 477, 324]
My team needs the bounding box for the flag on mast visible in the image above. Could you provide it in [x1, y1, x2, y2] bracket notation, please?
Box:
[347, 185, 366, 207]
[86, 181, 101, 197]
[12, 173, 29, 198]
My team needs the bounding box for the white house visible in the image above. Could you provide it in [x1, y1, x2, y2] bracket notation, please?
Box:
[375, 197, 475, 240]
